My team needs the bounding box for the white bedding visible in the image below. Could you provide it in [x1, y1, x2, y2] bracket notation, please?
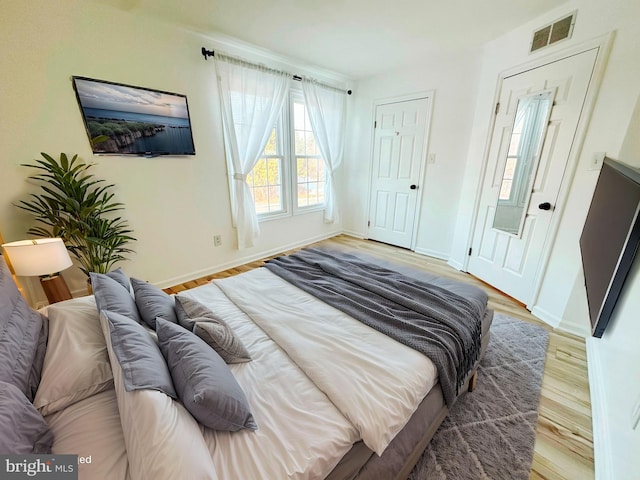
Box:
[210, 269, 438, 455]
[178, 278, 359, 480]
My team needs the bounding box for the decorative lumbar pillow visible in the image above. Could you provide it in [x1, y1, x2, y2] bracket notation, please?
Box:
[91, 272, 142, 324]
[175, 296, 251, 364]
[155, 317, 257, 432]
[131, 278, 177, 329]
[192, 321, 251, 364]
[0, 380, 54, 454]
[174, 295, 205, 331]
[0, 254, 48, 402]
[101, 310, 176, 398]
[34, 296, 113, 416]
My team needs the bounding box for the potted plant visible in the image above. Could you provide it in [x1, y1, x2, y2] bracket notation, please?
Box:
[15, 152, 136, 277]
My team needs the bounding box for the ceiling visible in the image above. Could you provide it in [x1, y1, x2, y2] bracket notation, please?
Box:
[97, 0, 569, 79]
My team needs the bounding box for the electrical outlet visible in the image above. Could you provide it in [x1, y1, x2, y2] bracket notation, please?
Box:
[213, 235, 222, 247]
[589, 152, 606, 171]
[632, 395, 640, 430]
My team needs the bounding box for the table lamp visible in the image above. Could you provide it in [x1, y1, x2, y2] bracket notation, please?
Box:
[1, 238, 73, 304]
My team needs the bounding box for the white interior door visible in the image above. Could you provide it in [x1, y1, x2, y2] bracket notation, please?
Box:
[368, 97, 430, 248]
[468, 49, 598, 305]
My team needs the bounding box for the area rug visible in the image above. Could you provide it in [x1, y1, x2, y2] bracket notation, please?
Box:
[408, 313, 550, 480]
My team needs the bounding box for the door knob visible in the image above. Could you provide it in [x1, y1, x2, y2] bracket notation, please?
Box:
[410, 184, 418, 190]
[538, 202, 552, 210]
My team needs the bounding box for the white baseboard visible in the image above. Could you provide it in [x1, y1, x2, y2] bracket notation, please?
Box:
[447, 258, 465, 271]
[339, 231, 448, 261]
[586, 338, 613, 480]
[529, 305, 562, 329]
[155, 231, 340, 289]
[148, 231, 450, 289]
[413, 247, 449, 261]
[556, 317, 590, 338]
[530, 304, 589, 337]
[340, 229, 365, 239]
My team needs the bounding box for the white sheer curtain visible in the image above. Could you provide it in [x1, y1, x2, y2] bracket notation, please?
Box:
[215, 54, 289, 248]
[301, 79, 347, 224]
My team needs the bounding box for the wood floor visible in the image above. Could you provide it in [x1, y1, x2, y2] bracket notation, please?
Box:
[164, 235, 594, 480]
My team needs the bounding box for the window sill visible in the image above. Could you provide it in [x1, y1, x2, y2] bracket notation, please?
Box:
[293, 205, 324, 216]
[257, 205, 324, 222]
[257, 211, 291, 223]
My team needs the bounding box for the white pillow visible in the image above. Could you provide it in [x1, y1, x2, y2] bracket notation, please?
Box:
[34, 297, 113, 416]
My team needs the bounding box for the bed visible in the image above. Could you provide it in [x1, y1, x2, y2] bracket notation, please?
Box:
[0, 244, 492, 480]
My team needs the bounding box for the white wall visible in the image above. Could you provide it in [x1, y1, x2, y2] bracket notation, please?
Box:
[447, 0, 640, 477]
[585, 84, 640, 480]
[0, 0, 348, 301]
[343, 49, 481, 259]
[587, 254, 640, 480]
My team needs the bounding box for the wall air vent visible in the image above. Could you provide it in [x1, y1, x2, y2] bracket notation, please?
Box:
[530, 11, 576, 53]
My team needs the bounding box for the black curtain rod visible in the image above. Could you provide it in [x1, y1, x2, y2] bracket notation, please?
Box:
[201, 47, 352, 95]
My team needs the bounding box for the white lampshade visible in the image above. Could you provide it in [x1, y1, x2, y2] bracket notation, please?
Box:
[1, 238, 73, 277]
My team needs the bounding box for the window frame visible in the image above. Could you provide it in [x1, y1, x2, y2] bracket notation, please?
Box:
[248, 116, 290, 220]
[254, 85, 326, 222]
[289, 89, 327, 216]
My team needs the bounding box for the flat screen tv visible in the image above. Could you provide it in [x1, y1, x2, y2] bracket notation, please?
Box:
[580, 157, 640, 338]
[72, 76, 195, 156]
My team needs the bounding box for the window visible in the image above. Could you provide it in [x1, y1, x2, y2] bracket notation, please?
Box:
[247, 127, 285, 214]
[249, 89, 326, 218]
[293, 95, 326, 209]
[499, 120, 522, 201]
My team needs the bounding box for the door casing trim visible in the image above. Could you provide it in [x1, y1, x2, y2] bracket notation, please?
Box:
[366, 91, 435, 250]
[463, 32, 615, 311]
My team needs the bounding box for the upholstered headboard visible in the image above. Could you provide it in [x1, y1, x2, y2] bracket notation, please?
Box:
[0, 254, 48, 401]
[0, 253, 55, 453]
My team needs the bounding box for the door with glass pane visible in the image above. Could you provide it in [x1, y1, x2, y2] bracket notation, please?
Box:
[368, 97, 430, 248]
[468, 49, 597, 305]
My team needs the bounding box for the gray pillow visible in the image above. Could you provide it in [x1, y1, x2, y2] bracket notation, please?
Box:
[0, 255, 48, 401]
[131, 278, 177, 329]
[106, 267, 132, 293]
[91, 272, 142, 324]
[102, 310, 176, 398]
[0, 381, 54, 454]
[175, 296, 251, 364]
[155, 317, 257, 432]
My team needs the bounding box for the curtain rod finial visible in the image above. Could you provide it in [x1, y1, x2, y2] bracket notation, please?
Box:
[201, 47, 214, 60]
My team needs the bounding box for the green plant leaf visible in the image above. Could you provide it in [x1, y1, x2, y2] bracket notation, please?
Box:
[14, 152, 136, 277]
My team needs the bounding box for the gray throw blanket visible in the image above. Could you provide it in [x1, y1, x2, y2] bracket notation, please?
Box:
[264, 247, 485, 407]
